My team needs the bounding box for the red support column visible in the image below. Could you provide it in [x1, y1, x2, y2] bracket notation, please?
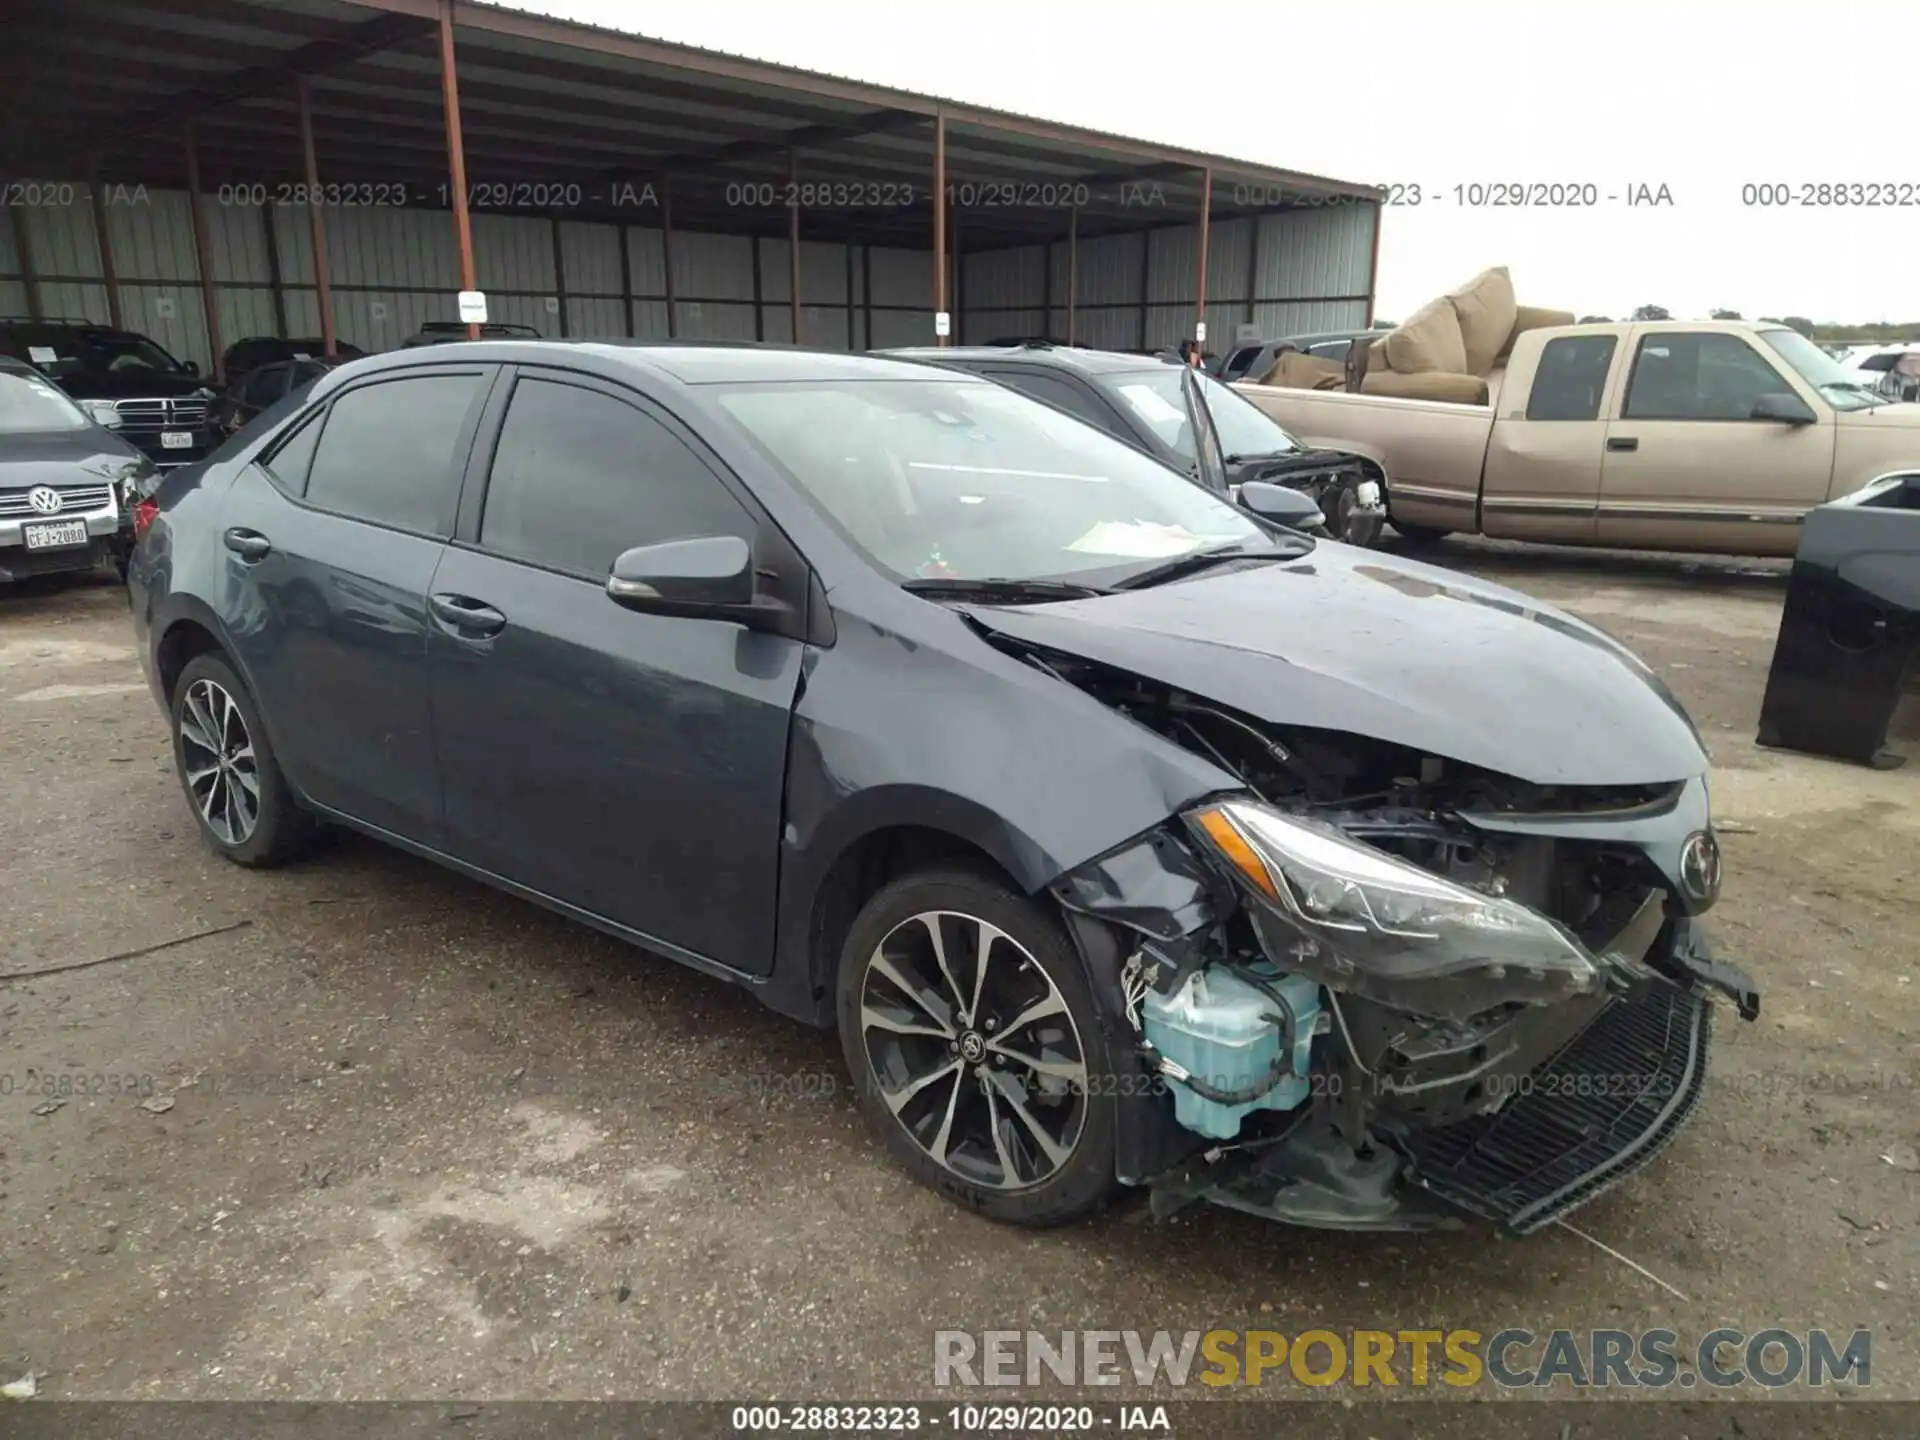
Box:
[296, 80, 337, 357]
[1193, 165, 1212, 350]
[438, 0, 480, 339]
[183, 124, 224, 379]
[932, 107, 947, 345]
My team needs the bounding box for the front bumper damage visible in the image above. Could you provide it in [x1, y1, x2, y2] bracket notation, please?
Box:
[1053, 808, 1760, 1236]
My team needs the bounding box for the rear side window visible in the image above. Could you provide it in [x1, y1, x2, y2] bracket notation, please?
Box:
[478, 377, 752, 579]
[260, 412, 323, 493]
[1527, 335, 1618, 420]
[303, 373, 484, 534]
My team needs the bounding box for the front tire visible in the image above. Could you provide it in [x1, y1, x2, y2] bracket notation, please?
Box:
[1333, 484, 1385, 547]
[836, 866, 1119, 1226]
[169, 653, 312, 867]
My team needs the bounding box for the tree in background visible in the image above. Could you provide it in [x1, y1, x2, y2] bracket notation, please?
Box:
[1782, 316, 1815, 338]
[1631, 304, 1671, 321]
[1578, 315, 1614, 324]
[1710, 308, 1743, 320]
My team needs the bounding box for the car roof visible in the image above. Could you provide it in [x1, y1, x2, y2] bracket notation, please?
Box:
[882, 344, 1169, 377]
[330, 340, 987, 387]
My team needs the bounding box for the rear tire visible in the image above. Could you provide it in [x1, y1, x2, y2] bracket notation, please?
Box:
[169, 653, 313, 868]
[836, 865, 1118, 1226]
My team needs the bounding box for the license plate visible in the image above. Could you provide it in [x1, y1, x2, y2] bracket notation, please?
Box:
[161, 430, 194, 449]
[23, 519, 90, 551]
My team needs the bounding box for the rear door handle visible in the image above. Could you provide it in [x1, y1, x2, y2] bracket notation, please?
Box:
[223, 527, 272, 560]
[429, 592, 507, 639]
[1606, 436, 1639, 452]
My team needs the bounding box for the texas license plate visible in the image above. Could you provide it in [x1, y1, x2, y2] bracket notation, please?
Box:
[161, 430, 194, 449]
[23, 519, 89, 550]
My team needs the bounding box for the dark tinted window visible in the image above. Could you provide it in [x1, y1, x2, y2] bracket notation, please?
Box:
[986, 370, 1114, 431]
[304, 373, 483, 532]
[1527, 335, 1618, 420]
[479, 378, 751, 578]
[240, 364, 289, 407]
[259, 410, 323, 494]
[1624, 333, 1793, 421]
[1220, 346, 1265, 381]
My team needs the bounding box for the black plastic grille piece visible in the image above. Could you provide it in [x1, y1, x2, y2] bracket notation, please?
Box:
[1401, 979, 1710, 1234]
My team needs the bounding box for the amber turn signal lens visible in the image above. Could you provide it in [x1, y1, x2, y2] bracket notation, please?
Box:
[1194, 806, 1279, 901]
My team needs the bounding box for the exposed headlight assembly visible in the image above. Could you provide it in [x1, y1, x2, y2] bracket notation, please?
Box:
[1186, 798, 1602, 1018]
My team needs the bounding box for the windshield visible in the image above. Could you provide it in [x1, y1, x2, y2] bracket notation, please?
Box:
[713, 377, 1267, 584]
[0, 368, 90, 433]
[1106, 367, 1304, 463]
[1757, 328, 1885, 410]
[14, 330, 186, 381]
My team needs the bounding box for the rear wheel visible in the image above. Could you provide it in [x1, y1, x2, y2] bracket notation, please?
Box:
[169, 653, 312, 867]
[836, 867, 1118, 1226]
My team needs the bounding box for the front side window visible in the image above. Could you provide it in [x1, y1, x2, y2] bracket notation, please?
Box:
[1624, 333, 1799, 421]
[1526, 335, 1618, 421]
[479, 378, 751, 578]
[0, 368, 89, 433]
[713, 376, 1264, 584]
[1107, 367, 1304, 463]
[303, 374, 483, 533]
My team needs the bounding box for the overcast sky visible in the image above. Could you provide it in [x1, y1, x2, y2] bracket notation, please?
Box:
[516, 0, 1918, 324]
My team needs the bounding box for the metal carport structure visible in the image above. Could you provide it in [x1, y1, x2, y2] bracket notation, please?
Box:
[0, 0, 1382, 376]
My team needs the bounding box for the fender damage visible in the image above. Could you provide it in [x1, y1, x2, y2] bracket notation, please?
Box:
[968, 554, 1762, 1234]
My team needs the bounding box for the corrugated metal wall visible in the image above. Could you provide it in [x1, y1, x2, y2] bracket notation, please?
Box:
[1, 186, 1376, 371]
[953, 204, 1378, 352]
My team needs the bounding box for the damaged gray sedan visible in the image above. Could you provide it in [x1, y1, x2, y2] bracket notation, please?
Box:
[130, 342, 1757, 1236]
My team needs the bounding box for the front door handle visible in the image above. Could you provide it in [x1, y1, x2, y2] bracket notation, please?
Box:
[1606, 436, 1640, 452]
[429, 592, 507, 639]
[223, 527, 272, 560]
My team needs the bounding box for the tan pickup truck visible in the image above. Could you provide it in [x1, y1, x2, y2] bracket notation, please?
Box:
[1238, 320, 1920, 556]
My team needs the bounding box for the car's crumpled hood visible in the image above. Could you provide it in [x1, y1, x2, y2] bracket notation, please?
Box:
[963, 545, 1709, 787]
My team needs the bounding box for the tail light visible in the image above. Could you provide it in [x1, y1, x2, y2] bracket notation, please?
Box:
[133, 497, 160, 539]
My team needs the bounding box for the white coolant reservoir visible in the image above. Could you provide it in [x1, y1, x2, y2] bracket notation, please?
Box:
[1141, 966, 1320, 1141]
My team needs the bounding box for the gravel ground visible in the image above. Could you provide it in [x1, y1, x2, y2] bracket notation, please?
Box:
[1, 539, 1916, 1406]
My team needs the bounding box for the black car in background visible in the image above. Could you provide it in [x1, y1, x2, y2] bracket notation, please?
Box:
[127, 340, 1753, 1239]
[220, 335, 365, 383]
[886, 342, 1386, 543]
[0, 356, 152, 583]
[209, 354, 354, 439]
[0, 318, 220, 470]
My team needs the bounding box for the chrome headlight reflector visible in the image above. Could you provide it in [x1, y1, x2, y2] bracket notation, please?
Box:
[1187, 799, 1602, 1017]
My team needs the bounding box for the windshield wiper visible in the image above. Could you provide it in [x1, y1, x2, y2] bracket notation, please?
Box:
[1109, 540, 1301, 592]
[901, 576, 1108, 601]
[1223, 448, 1299, 464]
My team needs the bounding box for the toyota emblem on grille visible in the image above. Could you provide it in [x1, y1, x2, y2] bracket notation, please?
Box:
[1678, 830, 1722, 906]
[27, 485, 63, 515]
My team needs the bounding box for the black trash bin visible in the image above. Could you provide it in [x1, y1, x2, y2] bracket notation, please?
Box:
[1756, 472, 1920, 768]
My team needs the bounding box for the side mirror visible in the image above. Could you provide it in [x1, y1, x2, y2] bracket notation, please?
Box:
[1752, 391, 1815, 425]
[1237, 480, 1328, 534]
[606, 534, 784, 627]
[181, 360, 200, 377]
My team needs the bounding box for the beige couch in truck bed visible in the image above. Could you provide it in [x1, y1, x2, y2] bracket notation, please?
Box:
[1257, 267, 1574, 405]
